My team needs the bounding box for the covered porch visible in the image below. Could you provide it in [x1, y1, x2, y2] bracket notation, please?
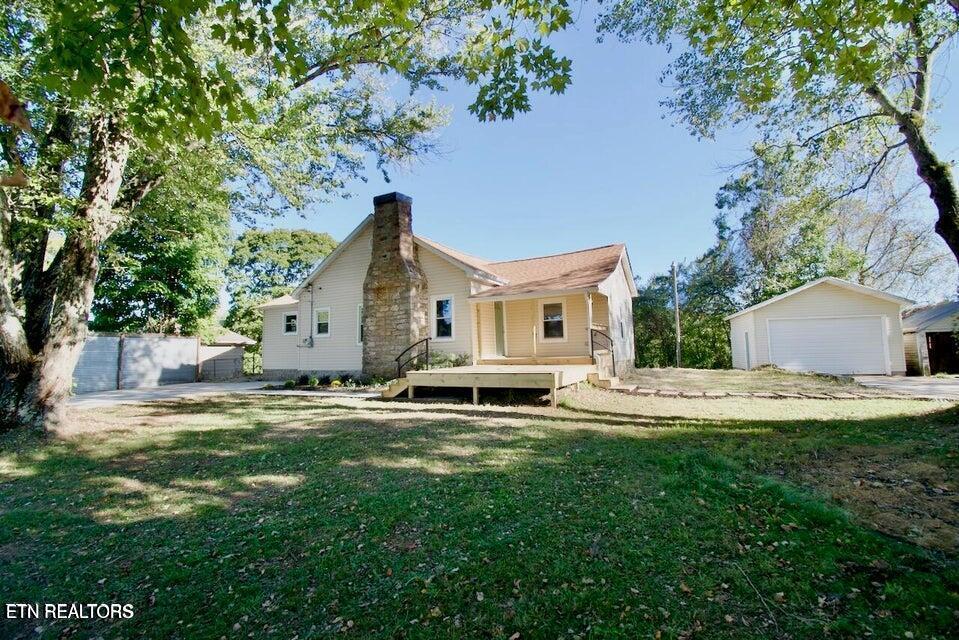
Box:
[469, 289, 615, 371]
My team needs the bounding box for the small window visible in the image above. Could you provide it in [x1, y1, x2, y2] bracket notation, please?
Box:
[283, 313, 298, 335]
[620, 320, 626, 340]
[315, 308, 331, 337]
[541, 300, 566, 340]
[356, 304, 364, 345]
[432, 295, 454, 340]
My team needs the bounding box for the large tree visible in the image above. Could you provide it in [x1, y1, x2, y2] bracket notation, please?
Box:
[90, 150, 231, 335]
[0, 0, 576, 432]
[599, 0, 959, 266]
[224, 228, 337, 344]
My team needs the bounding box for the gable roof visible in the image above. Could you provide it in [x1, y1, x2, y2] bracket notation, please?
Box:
[258, 294, 298, 309]
[470, 244, 628, 299]
[265, 214, 636, 307]
[725, 277, 915, 320]
[903, 300, 959, 332]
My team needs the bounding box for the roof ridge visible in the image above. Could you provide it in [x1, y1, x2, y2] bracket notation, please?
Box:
[489, 243, 624, 266]
[414, 234, 491, 264]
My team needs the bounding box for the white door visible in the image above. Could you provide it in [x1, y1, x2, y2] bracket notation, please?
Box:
[767, 316, 889, 375]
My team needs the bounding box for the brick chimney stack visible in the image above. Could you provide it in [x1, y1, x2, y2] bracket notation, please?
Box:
[362, 192, 429, 377]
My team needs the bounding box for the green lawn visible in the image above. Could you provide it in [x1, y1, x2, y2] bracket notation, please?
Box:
[1, 392, 957, 639]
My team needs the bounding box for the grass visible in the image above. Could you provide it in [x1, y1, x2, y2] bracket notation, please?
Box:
[1, 391, 957, 639]
[623, 367, 886, 395]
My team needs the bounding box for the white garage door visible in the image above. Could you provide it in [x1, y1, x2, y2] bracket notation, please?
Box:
[768, 316, 889, 375]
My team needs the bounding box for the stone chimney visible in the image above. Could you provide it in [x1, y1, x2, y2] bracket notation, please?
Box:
[362, 192, 429, 377]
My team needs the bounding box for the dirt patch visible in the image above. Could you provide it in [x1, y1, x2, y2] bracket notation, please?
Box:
[777, 449, 959, 554]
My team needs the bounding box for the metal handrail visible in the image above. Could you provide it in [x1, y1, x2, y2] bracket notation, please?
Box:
[590, 328, 615, 376]
[395, 337, 430, 379]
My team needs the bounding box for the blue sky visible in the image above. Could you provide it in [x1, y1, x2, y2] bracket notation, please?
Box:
[265, 13, 959, 285]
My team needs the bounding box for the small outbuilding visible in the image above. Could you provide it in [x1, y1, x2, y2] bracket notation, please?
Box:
[726, 277, 913, 375]
[902, 301, 959, 376]
[199, 329, 256, 381]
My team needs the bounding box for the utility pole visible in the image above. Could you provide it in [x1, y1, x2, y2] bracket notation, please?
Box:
[672, 261, 681, 368]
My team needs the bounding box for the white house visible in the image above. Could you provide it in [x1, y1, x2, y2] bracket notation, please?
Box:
[726, 277, 913, 375]
[259, 193, 637, 385]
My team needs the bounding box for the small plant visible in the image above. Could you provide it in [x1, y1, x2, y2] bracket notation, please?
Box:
[330, 379, 342, 388]
[317, 374, 331, 386]
[297, 373, 310, 386]
[308, 376, 319, 387]
[283, 379, 296, 389]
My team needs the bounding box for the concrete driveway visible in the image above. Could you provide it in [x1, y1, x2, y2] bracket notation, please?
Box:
[854, 376, 959, 400]
[69, 381, 379, 409]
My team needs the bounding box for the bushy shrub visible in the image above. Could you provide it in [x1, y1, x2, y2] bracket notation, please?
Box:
[308, 376, 319, 387]
[317, 374, 331, 386]
[297, 373, 310, 386]
[283, 379, 296, 389]
[330, 379, 342, 388]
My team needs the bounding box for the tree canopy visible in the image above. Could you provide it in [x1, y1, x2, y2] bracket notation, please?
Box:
[599, 0, 959, 268]
[224, 228, 337, 344]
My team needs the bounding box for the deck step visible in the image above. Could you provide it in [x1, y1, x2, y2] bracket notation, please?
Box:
[587, 373, 620, 389]
[381, 378, 410, 399]
[478, 356, 594, 365]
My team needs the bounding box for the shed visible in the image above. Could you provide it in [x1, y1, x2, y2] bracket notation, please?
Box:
[199, 329, 256, 381]
[726, 277, 913, 375]
[902, 301, 959, 376]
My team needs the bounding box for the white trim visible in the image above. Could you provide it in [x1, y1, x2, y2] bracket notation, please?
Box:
[356, 303, 364, 346]
[726, 277, 914, 320]
[538, 297, 568, 343]
[765, 314, 891, 375]
[415, 238, 507, 286]
[430, 294, 455, 342]
[470, 287, 596, 304]
[314, 306, 331, 338]
[283, 313, 299, 335]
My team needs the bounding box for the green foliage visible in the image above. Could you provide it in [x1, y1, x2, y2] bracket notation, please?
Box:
[223, 229, 337, 345]
[633, 240, 738, 370]
[90, 151, 231, 334]
[283, 379, 296, 389]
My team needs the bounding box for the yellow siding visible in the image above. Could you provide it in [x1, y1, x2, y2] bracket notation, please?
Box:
[261, 305, 300, 371]
[419, 247, 474, 357]
[501, 295, 590, 357]
[477, 301, 497, 358]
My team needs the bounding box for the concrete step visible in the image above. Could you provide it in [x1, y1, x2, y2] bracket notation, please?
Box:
[587, 373, 620, 389]
[381, 378, 410, 399]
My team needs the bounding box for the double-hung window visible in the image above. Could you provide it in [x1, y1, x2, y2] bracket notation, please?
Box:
[315, 308, 331, 338]
[540, 299, 566, 341]
[432, 295, 454, 341]
[283, 313, 298, 335]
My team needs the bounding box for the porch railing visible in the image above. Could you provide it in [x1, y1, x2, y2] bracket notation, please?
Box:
[395, 337, 430, 379]
[589, 328, 615, 376]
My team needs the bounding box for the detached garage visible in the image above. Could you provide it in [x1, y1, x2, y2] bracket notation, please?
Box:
[727, 277, 912, 375]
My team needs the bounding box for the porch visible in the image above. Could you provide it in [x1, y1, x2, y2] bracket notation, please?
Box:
[400, 362, 597, 408]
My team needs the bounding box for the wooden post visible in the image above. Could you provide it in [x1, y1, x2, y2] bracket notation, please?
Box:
[472, 386, 479, 405]
[672, 262, 681, 368]
[549, 386, 557, 408]
[407, 384, 414, 399]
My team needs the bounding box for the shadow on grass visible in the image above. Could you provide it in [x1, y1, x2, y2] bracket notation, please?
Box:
[1, 396, 957, 639]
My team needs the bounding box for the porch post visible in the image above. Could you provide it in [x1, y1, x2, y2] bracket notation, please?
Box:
[470, 300, 480, 364]
[585, 292, 593, 357]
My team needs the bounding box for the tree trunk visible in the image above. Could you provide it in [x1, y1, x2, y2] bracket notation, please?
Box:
[0, 114, 130, 432]
[867, 87, 959, 268]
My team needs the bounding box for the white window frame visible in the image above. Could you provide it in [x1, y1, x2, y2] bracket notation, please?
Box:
[356, 304, 364, 346]
[283, 313, 298, 335]
[538, 297, 567, 343]
[314, 307, 331, 338]
[430, 294, 455, 342]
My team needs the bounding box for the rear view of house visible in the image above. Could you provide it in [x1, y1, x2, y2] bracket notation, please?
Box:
[727, 278, 912, 375]
[259, 192, 637, 400]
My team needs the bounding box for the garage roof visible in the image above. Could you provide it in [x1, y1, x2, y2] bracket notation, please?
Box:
[725, 277, 914, 321]
[903, 300, 959, 332]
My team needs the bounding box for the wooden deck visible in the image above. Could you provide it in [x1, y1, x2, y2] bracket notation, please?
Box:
[402, 363, 596, 407]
